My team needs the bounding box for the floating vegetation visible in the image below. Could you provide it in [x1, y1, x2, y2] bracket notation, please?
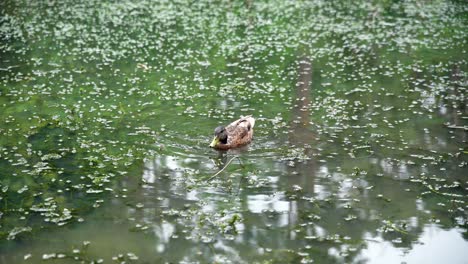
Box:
[0, 0, 467, 263]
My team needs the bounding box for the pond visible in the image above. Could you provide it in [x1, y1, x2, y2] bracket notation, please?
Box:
[0, 0, 467, 263]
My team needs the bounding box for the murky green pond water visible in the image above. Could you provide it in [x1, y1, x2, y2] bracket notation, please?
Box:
[1, 0, 467, 263]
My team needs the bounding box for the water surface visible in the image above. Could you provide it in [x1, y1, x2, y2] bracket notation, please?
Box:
[0, 0, 467, 263]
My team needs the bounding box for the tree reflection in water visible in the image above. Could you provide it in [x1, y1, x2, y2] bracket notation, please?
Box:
[117, 56, 468, 263]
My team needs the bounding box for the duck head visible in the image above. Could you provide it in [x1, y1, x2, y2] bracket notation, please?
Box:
[209, 126, 228, 148]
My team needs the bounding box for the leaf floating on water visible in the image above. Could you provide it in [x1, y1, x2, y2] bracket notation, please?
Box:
[7, 227, 32, 240]
[86, 188, 104, 194]
[42, 253, 56, 260]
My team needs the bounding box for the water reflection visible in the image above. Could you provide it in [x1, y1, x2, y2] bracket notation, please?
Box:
[289, 56, 315, 146]
[1, 0, 467, 261]
[104, 56, 465, 263]
[1, 59, 465, 264]
[358, 225, 468, 264]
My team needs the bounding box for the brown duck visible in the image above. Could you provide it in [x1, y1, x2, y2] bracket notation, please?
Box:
[209, 116, 255, 150]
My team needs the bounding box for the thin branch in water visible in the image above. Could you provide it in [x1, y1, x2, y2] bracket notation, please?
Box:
[208, 155, 239, 181]
[236, 156, 245, 168]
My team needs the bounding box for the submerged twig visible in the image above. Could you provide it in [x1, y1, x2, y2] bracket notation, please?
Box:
[208, 155, 240, 181]
[445, 124, 468, 131]
[236, 156, 245, 169]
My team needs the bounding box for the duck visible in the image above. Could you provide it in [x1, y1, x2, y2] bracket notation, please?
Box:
[209, 115, 255, 150]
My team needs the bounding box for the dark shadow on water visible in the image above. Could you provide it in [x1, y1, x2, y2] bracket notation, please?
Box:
[288, 55, 317, 181]
[445, 64, 467, 141]
[289, 56, 316, 147]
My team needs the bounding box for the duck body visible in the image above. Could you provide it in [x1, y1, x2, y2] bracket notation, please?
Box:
[209, 116, 255, 150]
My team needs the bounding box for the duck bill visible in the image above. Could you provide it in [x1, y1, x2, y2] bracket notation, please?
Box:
[209, 137, 219, 148]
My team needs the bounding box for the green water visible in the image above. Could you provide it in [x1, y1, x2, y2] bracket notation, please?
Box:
[0, 0, 467, 263]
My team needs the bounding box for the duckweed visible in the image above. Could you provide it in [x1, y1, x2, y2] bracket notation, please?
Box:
[1, 0, 467, 263]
